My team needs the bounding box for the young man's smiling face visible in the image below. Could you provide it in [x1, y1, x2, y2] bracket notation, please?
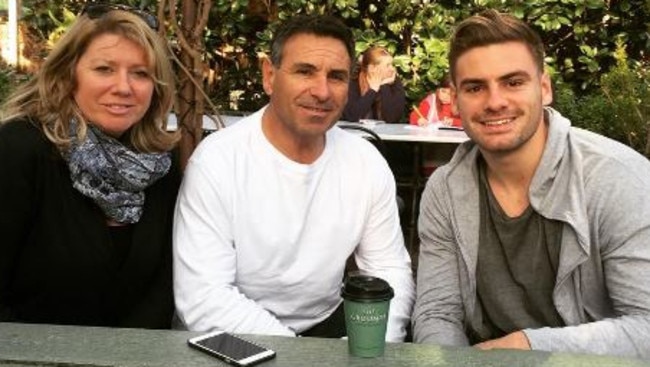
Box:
[452, 41, 553, 156]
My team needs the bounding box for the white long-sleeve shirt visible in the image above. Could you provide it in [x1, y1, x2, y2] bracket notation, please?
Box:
[173, 108, 414, 341]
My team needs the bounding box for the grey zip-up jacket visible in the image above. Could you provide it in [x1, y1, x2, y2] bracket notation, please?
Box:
[412, 108, 650, 359]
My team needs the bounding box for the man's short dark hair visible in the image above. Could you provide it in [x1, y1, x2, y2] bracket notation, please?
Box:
[448, 9, 545, 83]
[270, 15, 355, 67]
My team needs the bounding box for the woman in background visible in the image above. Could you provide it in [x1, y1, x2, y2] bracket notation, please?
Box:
[0, 4, 180, 328]
[342, 46, 406, 123]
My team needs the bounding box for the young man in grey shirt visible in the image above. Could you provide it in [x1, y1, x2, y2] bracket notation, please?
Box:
[412, 9, 650, 359]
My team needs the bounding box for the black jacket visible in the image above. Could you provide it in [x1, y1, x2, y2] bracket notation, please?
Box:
[341, 77, 406, 123]
[0, 119, 179, 328]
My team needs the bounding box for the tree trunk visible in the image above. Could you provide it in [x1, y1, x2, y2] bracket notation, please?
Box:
[163, 0, 213, 171]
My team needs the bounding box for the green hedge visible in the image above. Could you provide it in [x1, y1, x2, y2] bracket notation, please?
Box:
[6, 0, 650, 157]
[554, 43, 650, 157]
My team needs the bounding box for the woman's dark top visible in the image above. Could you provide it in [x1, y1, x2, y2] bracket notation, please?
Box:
[341, 77, 406, 123]
[0, 119, 180, 329]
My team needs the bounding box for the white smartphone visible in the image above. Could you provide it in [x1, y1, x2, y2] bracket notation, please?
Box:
[187, 330, 276, 367]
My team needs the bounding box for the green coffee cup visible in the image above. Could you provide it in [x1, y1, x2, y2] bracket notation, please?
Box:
[341, 275, 394, 358]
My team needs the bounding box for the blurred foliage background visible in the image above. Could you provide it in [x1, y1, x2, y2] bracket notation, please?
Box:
[1, 0, 649, 156]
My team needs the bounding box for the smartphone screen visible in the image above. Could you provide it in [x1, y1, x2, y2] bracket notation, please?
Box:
[188, 331, 276, 366]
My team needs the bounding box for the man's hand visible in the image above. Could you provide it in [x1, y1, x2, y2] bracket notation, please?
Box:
[474, 331, 531, 350]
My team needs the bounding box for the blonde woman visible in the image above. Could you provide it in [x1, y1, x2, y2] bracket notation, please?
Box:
[0, 3, 180, 328]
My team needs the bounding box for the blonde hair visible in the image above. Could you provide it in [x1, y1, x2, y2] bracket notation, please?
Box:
[357, 45, 391, 89]
[358, 46, 390, 73]
[1, 10, 179, 153]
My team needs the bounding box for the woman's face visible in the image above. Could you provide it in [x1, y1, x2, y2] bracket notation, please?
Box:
[73, 33, 154, 138]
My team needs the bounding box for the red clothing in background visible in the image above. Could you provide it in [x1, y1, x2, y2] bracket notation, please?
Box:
[409, 90, 461, 127]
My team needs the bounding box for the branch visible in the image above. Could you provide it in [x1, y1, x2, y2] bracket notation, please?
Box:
[167, 0, 201, 59]
[156, 0, 167, 37]
[158, 0, 224, 129]
[192, 1, 213, 41]
[166, 42, 224, 129]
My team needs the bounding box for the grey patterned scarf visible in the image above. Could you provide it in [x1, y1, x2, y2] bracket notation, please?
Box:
[66, 121, 171, 224]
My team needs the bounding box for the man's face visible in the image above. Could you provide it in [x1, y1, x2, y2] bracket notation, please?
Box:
[452, 41, 552, 155]
[262, 33, 351, 141]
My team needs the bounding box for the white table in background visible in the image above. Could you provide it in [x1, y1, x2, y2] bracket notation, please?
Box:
[342, 122, 469, 252]
[369, 123, 469, 144]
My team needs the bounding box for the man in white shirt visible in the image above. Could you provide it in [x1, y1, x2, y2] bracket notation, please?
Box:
[173, 14, 414, 341]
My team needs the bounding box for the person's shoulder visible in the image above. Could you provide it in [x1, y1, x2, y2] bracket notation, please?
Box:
[191, 112, 260, 160]
[571, 127, 647, 163]
[423, 141, 478, 192]
[391, 77, 405, 87]
[570, 126, 650, 183]
[547, 109, 650, 181]
[207, 113, 258, 142]
[420, 92, 435, 102]
[1, 117, 40, 136]
[328, 127, 395, 181]
[0, 118, 59, 178]
[330, 125, 384, 157]
[0, 118, 51, 153]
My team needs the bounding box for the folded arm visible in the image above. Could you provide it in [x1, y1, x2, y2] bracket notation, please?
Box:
[173, 161, 294, 336]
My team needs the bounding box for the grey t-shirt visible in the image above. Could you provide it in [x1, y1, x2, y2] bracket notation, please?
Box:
[474, 158, 565, 342]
